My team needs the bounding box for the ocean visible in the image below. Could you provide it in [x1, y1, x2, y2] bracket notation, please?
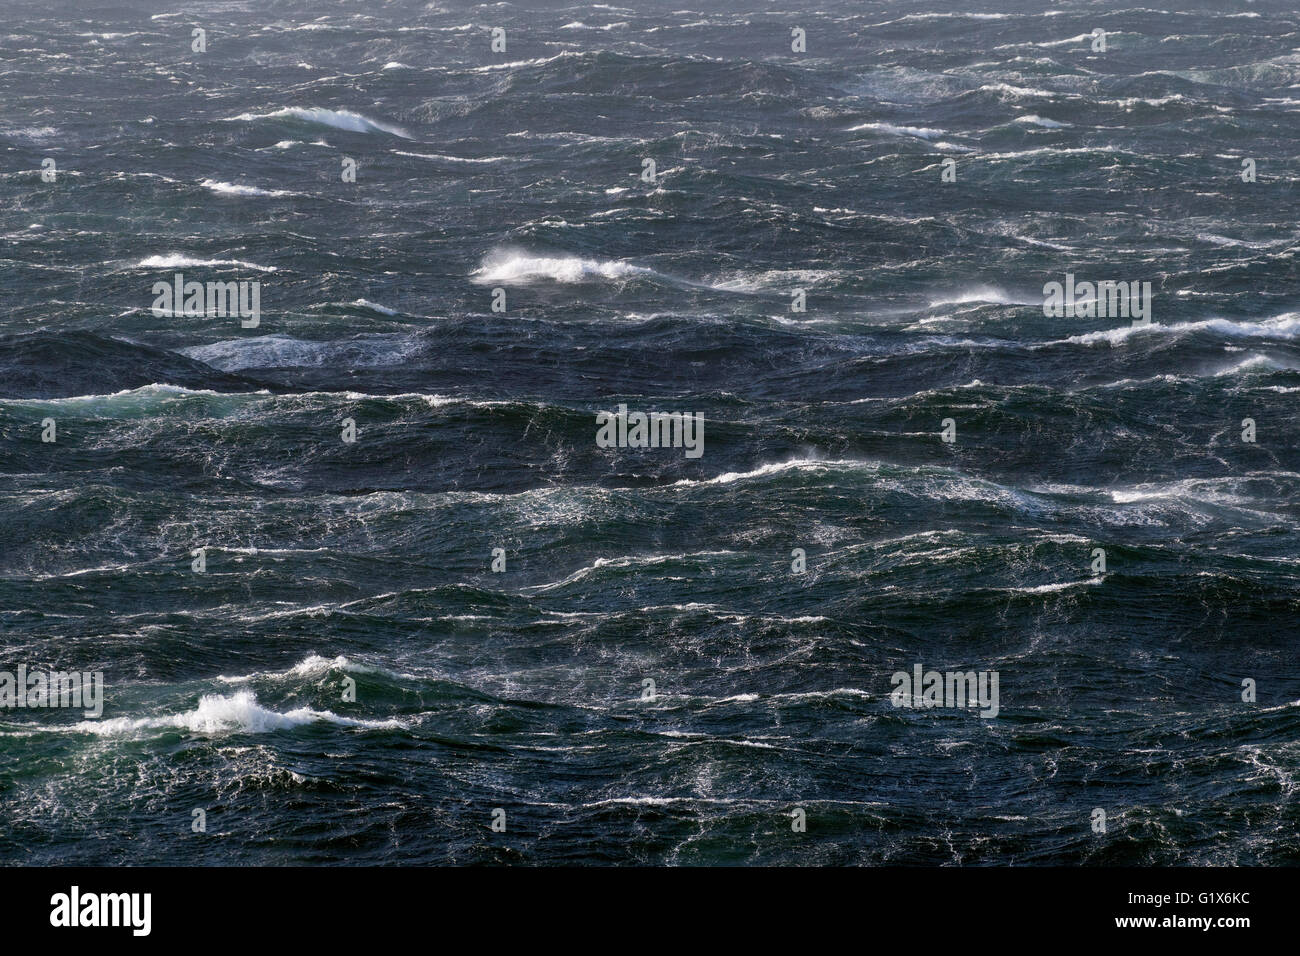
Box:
[1, 0, 1298, 865]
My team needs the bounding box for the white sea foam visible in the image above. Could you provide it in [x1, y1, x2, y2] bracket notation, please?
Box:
[226, 107, 410, 138]
[182, 332, 419, 371]
[182, 335, 322, 369]
[928, 286, 1030, 308]
[710, 268, 840, 292]
[465, 52, 574, 73]
[72, 690, 402, 736]
[471, 250, 660, 285]
[133, 253, 277, 272]
[1032, 33, 1095, 49]
[871, 12, 1012, 27]
[1106, 478, 1265, 510]
[1, 383, 269, 406]
[846, 121, 950, 139]
[559, 20, 627, 31]
[1213, 355, 1287, 376]
[998, 578, 1104, 595]
[216, 654, 381, 684]
[1059, 312, 1300, 347]
[524, 551, 742, 592]
[673, 458, 871, 487]
[392, 150, 507, 164]
[984, 145, 1121, 161]
[350, 298, 400, 315]
[1012, 114, 1072, 128]
[201, 179, 296, 198]
[979, 81, 1066, 100]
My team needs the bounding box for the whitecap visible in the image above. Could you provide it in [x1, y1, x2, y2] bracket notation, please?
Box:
[1012, 114, 1072, 128]
[226, 106, 410, 138]
[392, 150, 507, 164]
[1059, 312, 1300, 347]
[846, 121, 951, 140]
[471, 249, 660, 285]
[201, 179, 296, 198]
[72, 690, 402, 736]
[133, 253, 277, 272]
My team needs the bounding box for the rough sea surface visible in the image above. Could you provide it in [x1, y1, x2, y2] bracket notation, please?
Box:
[1, 0, 1298, 865]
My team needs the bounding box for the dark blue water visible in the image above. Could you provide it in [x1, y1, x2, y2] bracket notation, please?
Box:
[1, 0, 1298, 864]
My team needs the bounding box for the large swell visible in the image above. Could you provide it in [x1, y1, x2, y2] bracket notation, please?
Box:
[1, 0, 1298, 865]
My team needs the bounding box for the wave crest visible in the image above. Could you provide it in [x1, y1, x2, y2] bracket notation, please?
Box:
[471, 249, 661, 285]
[74, 690, 402, 736]
[227, 107, 410, 138]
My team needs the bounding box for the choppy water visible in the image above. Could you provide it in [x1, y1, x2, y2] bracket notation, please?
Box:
[1, 0, 1298, 865]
